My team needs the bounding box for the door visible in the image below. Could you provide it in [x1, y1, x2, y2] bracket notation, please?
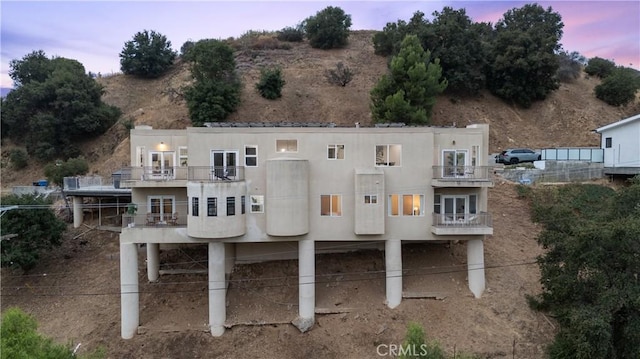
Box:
[442, 150, 467, 178]
[443, 196, 467, 222]
[441, 195, 478, 223]
[211, 150, 238, 179]
[148, 196, 175, 223]
[149, 151, 176, 179]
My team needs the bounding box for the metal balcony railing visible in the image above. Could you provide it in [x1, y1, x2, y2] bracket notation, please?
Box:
[432, 166, 492, 181]
[122, 213, 186, 228]
[188, 166, 245, 182]
[431, 212, 492, 227]
[120, 167, 189, 181]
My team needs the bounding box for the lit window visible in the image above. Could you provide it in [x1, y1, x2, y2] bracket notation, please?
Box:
[207, 197, 217, 217]
[227, 197, 235, 216]
[179, 147, 188, 167]
[192, 197, 199, 217]
[375, 145, 402, 166]
[250, 195, 264, 213]
[245, 146, 258, 167]
[364, 195, 377, 204]
[327, 144, 345, 160]
[321, 195, 342, 216]
[276, 139, 297, 152]
[389, 194, 424, 216]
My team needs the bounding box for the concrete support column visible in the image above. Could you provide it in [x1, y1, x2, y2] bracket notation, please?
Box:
[296, 239, 315, 331]
[146, 243, 159, 282]
[208, 242, 226, 336]
[224, 243, 235, 275]
[120, 242, 139, 339]
[385, 239, 402, 309]
[467, 239, 485, 298]
[72, 196, 83, 228]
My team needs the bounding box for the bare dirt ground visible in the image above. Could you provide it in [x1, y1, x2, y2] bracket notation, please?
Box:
[1, 30, 637, 358]
[1, 182, 555, 358]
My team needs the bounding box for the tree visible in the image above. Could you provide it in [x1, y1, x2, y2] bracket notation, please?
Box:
[1, 51, 121, 161]
[527, 180, 640, 358]
[594, 66, 640, 106]
[487, 4, 564, 107]
[119, 30, 177, 78]
[0, 194, 67, 271]
[370, 35, 447, 125]
[44, 156, 89, 186]
[256, 67, 285, 99]
[427, 7, 490, 94]
[183, 39, 241, 126]
[304, 6, 352, 49]
[585, 57, 616, 78]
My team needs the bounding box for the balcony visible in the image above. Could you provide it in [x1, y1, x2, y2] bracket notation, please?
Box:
[431, 166, 493, 187]
[431, 212, 493, 236]
[122, 213, 186, 228]
[119, 166, 245, 188]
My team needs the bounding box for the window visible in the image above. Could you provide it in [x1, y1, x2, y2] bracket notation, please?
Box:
[442, 150, 467, 177]
[227, 197, 235, 216]
[207, 197, 217, 217]
[241, 196, 246, 214]
[375, 145, 401, 166]
[321, 195, 342, 216]
[327, 144, 345, 160]
[192, 197, 199, 217]
[440, 194, 478, 222]
[389, 194, 424, 216]
[605, 137, 612, 148]
[245, 146, 258, 167]
[276, 139, 297, 153]
[250, 195, 264, 213]
[434, 194, 441, 214]
[179, 146, 188, 167]
[364, 195, 378, 204]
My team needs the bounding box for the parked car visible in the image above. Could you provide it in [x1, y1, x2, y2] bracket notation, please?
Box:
[496, 148, 541, 164]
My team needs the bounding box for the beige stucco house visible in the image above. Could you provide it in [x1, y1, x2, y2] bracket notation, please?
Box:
[118, 122, 494, 338]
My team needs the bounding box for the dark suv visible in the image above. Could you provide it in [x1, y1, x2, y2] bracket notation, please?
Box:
[496, 148, 541, 164]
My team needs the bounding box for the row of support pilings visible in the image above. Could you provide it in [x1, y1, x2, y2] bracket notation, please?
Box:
[120, 238, 485, 338]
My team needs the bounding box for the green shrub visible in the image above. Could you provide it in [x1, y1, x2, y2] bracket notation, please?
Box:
[585, 57, 616, 78]
[119, 29, 177, 78]
[256, 67, 285, 99]
[324, 62, 353, 87]
[594, 67, 640, 106]
[1, 307, 105, 359]
[277, 25, 304, 42]
[44, 156, 89, 186]
[9, 148, 28, 169]
[304, 6, 352, 49]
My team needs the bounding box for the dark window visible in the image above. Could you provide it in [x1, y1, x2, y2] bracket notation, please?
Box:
[207, 197, 217, 217]
[241, 195, 245, 214]
[227, 197, 235, 216]
[605, 137, 612, 148]
[192, 197, 199, 217]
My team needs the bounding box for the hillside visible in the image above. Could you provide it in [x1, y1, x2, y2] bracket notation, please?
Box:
[1, 30, 638, 187]
[1, 30, 639, 358]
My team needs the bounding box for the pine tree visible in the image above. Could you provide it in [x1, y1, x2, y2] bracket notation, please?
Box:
[370, 35, 447, 125]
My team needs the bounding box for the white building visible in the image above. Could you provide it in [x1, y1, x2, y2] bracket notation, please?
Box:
[118, 123, 494, 338]
[595, 113, 640, 175]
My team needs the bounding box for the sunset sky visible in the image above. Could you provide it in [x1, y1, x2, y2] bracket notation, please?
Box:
[1, 1, 639, 89]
